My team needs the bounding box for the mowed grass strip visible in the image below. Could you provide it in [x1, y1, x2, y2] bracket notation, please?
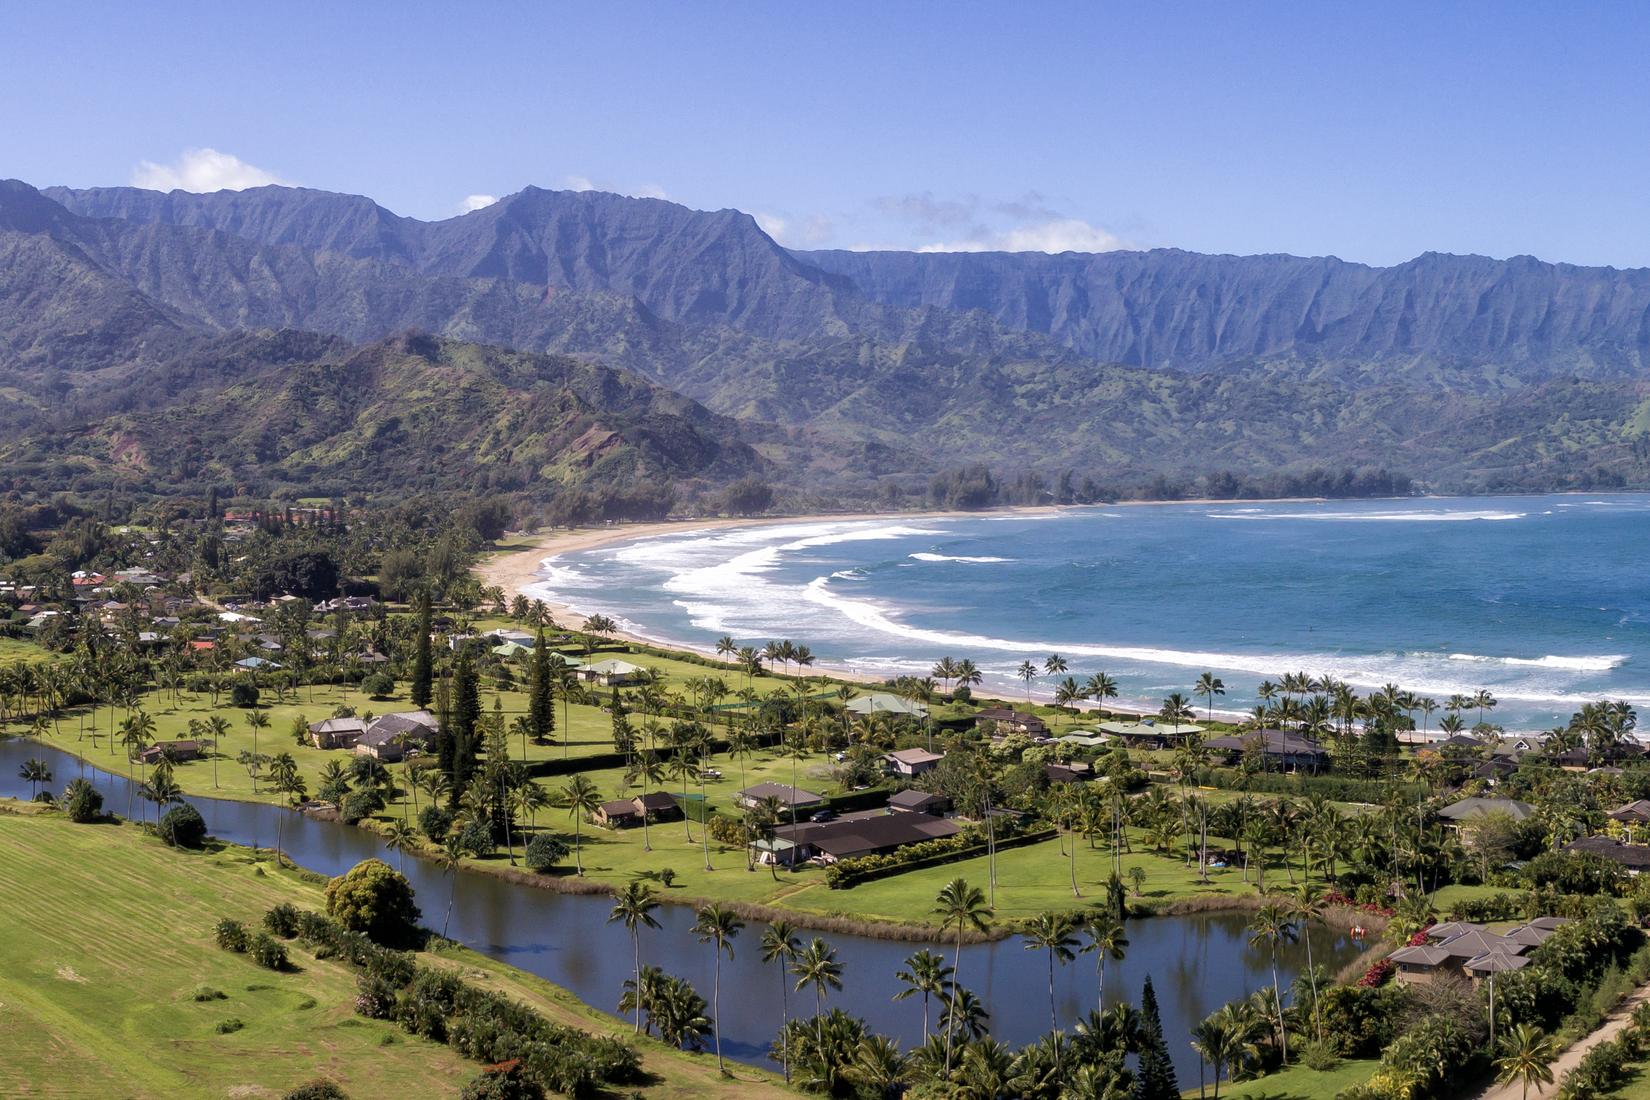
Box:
[0, 807, 791, 1099]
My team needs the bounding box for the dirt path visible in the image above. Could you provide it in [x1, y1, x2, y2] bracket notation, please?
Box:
[1475, 981, 1650, 1099]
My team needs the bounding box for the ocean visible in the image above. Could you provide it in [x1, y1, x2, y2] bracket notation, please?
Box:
[523, 494, 1650, 732]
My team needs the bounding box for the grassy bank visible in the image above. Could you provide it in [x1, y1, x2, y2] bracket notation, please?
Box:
[0, 802, 789, 1099]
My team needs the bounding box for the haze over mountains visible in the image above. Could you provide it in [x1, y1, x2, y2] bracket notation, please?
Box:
[6, 176, 1650, 503]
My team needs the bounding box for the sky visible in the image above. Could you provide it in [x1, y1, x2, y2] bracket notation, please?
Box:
[7, 3, 1650, 266]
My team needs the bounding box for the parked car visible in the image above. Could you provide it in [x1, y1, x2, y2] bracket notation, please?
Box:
[810, 809, 838, 823]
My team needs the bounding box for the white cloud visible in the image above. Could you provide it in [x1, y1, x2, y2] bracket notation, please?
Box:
[917, 217, 1127, 254]
[460, 194, 499, 213]
[755, 211, 834, 247]
[565, 175, 597, 192]
[562, 174, 669, 201]
[132, 148, 293, 193]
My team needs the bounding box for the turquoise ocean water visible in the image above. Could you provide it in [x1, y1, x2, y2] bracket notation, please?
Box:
[524, 494, 1650, 732]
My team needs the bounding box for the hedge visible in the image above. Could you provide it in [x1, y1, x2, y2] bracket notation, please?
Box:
[826, 827, 1057, 889]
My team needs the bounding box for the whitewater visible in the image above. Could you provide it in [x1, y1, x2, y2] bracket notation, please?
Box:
[522, 495, 1650, 731]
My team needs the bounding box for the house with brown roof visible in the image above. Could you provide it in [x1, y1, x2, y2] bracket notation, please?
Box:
[594, 792, 682, 827]
[974, 707, 1048, 738]
[888, 789, 950, 815]
[761, 813, 961, 866]
[736, 783, 826, 813]
[884, 748, 944, 778]
[136, 740, 203, 765]
[308, 717, 368, 750]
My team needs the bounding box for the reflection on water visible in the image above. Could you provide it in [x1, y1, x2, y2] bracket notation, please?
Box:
[0, 739, 1356, 1076]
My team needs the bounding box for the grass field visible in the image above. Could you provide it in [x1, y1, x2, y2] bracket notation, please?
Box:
[0, 803, 789, 1099]
[1181, 1058, 1377, 1099]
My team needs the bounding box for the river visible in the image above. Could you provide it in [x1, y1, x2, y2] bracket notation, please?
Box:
[0, 738, 1358, 1081]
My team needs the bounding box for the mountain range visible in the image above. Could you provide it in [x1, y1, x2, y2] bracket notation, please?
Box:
[6, 176, 1650, 504]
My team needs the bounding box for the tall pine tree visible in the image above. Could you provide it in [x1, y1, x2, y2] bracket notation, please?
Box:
[528, 627, 554, 745]
[450, 648, 482, 805]
[1133, 975, 1180, 1100]
[410, 592, 433, 709]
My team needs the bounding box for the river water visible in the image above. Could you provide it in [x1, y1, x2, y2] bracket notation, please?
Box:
[0, 738, 1356, 1080]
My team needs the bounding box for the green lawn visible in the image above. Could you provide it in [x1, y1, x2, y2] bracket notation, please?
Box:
[1183, 1058, 1377, 1099]
[0, 803, 789, 1099]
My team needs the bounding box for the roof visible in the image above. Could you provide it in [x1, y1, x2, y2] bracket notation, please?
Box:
[1438, 734, 1488, 748]
[1527, 917, 1570, 931]
[1505, 925, 1555, 947]
[1205, 729, 1326, 756]
[1427, 921, 1487, 941]
[889, 789, 948, 809]
[1057, 733, 1108, 747]
[1437, 797, 1535, 822]
[1463, 951, 1531, 974]
[776, 814, 960, 859]
[1565, 835, 1650, 869]
[885, 748, 945, 766]
[975, 707, 1047, 726]
[738, 782, 825, 806]
[234, 656, 282, 670]
[585, 659, 644, 675]
[492, 642, 533, 657]
[1389, 945, 1453, 967]
[1096, 720, 1203, 738]
[309, 717, 367, 735]
[1610, 799, 1650, 823]
[847, 693, 929, 717]
[1436, 929, 1522, 959]
[634, 791, 678, 812]
[360, 711, 439, 747]
[600, 798, 641, 817]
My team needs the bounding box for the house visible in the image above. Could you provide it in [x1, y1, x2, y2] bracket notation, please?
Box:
[308, 717, 368, 750]
[486, 628, 536, 647]
[1462, 951, 1531, 981]
[974, 707, 1048, 738]
[884, 748, 945, 778]
[1204, 729, 1328, 772]
[759, 813, 961, 865]
[1437, 797, 1535, 825]
[847, 693, 929, 719]
[354, 711, 440, 762]
[492, 641, 533, 659]
[737, 783, 826, 813]
[136, 740, 203, 765]
[1044, 762, 1094, 784]
[578, 659, 647, 687]
[1390, 923, 1544, 986]
[888, 789, 950, 815]
[595, 792, 682, 827]
[1608, 800, 1650, 825]
[234, 656, 283, 671]
[1565, 835, 1650, 873]
[1096, 719, 1203, 750]
[1388, 944, 1453, 984]
[1473, 756, 1520, 785]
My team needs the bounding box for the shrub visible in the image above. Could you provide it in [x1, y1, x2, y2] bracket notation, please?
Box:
[250, 932, 290, 971]
[460, 1063, 545, 1100]
[1320, 984, 1406, 1057]
[361, 672, 395, 699]
[216, 1017, 244, 1034]
[419, 805, 453, 843]
[1378, 1012, 1481, 1098]
[325, 859, 423, 948]
[355, 974, 398, 1020]
[60, 778, 104, 823]
[282, 1080, 350, 1100]
[157, 804, 208, 848]
[456, 818, 493, 857]
[191, 985, 227, 1002]
[340, 791, 381, 826]
[524, 832, 570, 873]
[215, 918, 250, 953]
[264, 903, 302, 938]
[230, 680, 260, 708]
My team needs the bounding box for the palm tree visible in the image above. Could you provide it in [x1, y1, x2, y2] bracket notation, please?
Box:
[1247, 902, 1298, 1063]
[559, 774, 601, 875]
[1044, 654, 1068, 679]
[716, 635, 738, 665]
[436, 833, 468, 939]
[691, 903, 744, 1074]
[1022, 911, 1080, 1035]
[1079, 911, 1128, 1012]
[792, 937, 844, 1054]
[609, 882, 662, 1035]
[1494, 1023, 1558, 1100]
[893, 948, 954, 1040]
[1084, 672, 1118, 716]
[1195, 672, 1226, 721]
[384, 819, 418, 873]
[17, 757, 51, 800]
[203, 714, 230, 789]
[761, 920, 802, 1083]
[1289, 884, 1327, 1042]
[849, 1034, 908, 1099]
[1016, 660, 1039, 702]
[626, 750, 665, 852]
[244, 709, 270, 783]
[933, 877, 991, 1072]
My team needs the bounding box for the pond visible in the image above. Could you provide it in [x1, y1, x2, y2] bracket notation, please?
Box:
[0, 738, 1361, 1081]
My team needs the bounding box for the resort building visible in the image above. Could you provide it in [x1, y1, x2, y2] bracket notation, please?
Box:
[354, 710, 440, 762]
[1095, 720, 1203, 750]
[1388, 919, 1563, 986]
[757, 813, 960, 866]
[974, 707, 1049, 738]
[595, 792, 682, 827]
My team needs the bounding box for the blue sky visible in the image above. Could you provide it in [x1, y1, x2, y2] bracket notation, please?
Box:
[7, 3, 1650, 265]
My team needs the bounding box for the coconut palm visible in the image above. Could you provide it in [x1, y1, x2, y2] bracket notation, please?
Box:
[1195, 672, 1226, 720]
[691, 903, 744, 1074]
[893, 948, 954, 1039]
[761, 919, 802, 1083]
[1022, 911, 1080, 1035]
[384, 819, 418, 873]
[1289, 884, 1327, 1041]
[1016, 660, 1039, 702]
[17, 757, 51, 800]
[1079, 911, 1129, 1012]
[1247, 903, 1298, 1062]
[625, 750, 665, 852]
[435, 833, 468, 939]
[1084, 672, 1118, 716]
[1044, 654, 1068, 678]
[1494, 1023, 1558, 1100]
[608, 882, 662, 1034]
[557, 774, 601, 874]
[792, 937, 844, 1054]
[933, 877, 992, 1072]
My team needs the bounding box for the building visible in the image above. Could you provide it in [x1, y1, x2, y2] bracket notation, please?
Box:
[847, 693, 929, 719]
[136, 740, 203, 765]
[1204, 729, 1328, 772]
[1044, 762, 1095, 784]
[577, 658, 647, 687]
[308, 717, 368, 750]
[354, 711, 440, 762]
[884, 748, 945, 778]
[1095, 720, 1203, 750]
[1608, 800, 1650, 826]
[1437, 797, 1535, 825]
[1565, 835, 1650, 874]
[595, 792, 682, 827]
[759, 813, 961, 866]
[736, 783, 827, 813]
[1388, 920, 1555, 986]
[974, 707, 1048, 738]
[888, 789, 950, 815]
